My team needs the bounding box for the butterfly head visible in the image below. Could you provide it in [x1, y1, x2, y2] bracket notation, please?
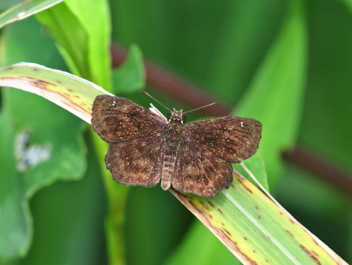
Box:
[167, 109, 186, 124]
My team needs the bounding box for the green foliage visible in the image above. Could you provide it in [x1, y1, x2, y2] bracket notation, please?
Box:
[0, 0, 351, 264]
[112, 45, 145, 93]
[235, 0, 307, 188]
[0, 0, 62, 29]
[35, 0, 111, 90]
[0, 15, 87, 260]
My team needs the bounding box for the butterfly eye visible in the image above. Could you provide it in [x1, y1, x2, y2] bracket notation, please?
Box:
[167, 113, 171, 121]
[182, 115, 186, 123]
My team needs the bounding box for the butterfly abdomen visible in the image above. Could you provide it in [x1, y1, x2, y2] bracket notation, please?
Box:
[161, 155, 176, 190]
[160, 122, 183, 190]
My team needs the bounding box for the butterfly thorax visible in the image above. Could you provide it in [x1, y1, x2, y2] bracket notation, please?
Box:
[160, 109, 185, 190]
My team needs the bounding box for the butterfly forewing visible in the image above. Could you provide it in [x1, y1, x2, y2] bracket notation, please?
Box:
[105, 135, 165, 187]
[172, 140, 233, 197]
[184, 116, 262, 163]
[92, 95, 167, 143]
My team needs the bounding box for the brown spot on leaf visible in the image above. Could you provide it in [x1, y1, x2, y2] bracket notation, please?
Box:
[201, 202, 209, 210]
[244, 237, 247, 241]
[300, 245, 321, 265]
[218, 208, 223, 214]
[255, 206, 259, 210]
[312, 251, 319, 257]
[243, 184, 252, 193]
[208, 201, 214, 207]
[224, 229, 231, 236]
[230, 184, 235, 188]
[312, 237, 319, 246]
[68, 88, 73, 92]
[220, 232, 258, 264]
[286, 230, 294, 237]
[27, 77, 56, 90]
[237, 177, 253, 193]
[258, 215, 261, 219]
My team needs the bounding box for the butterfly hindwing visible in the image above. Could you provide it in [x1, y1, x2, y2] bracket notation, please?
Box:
[184, 116, 262, 163]
[105, 135, 165, 187]
[172, 140, 233, 197]
[92, 95, 167, 143]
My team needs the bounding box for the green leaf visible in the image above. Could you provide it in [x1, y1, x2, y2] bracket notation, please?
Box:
[0, 15, 66, 69]
[0, 0, 62, 29]
[35, 0, 112, 90]
[341, 0, 352, 14]
[0, 106, 30, 259]
[208, 1, 286, 101]
[64, 0, 111, 90]
[0, 63, 346, 264]
[22, 135, 106, 265]
[0, 88, 86, 259]
[112, 44, 145, 93]
[170, 172, 341, 265]
[235, 0, 307, 187]
[0, 16, 87, 260]
[166, 222, 238, 265]
[0, 62, 125, 264]
[234, 151, 268, 191]
[35, 3, 91, 80]
[0, 62, 104, 259]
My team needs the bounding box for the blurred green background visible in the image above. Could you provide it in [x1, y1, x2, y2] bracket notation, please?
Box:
[0, 0, 351, 264]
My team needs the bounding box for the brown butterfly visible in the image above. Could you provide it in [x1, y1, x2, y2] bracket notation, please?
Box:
[91, 94, 262, 198]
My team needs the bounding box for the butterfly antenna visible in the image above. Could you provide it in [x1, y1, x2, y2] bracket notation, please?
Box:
[140, 91, 171, 112]
[183, 102, 219, 114]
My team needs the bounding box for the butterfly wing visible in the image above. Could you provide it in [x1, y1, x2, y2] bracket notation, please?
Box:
[106, 135, 165, 187]
[92, 95, 167, 143]
[184, 116, 262, 163]
[172, 140, 233, 197]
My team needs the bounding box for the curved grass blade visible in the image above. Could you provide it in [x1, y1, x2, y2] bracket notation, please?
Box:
[0, 62, 110, 123]
[0, 0, 62, 29]
[170, 168, 347, 265]
[235, 0, 307, 187]
[0, 62, 347, 265]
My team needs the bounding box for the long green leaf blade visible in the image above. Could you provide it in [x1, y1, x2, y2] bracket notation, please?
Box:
[170, 170, 346, 265]
[0, 62, 347, 265]
[0, 62, 108, 123]
[0, 0, 62, 29]
[236, 0, 307, 187]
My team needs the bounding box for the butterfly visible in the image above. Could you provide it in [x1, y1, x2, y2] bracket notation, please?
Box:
[91, 94, 262, 198]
